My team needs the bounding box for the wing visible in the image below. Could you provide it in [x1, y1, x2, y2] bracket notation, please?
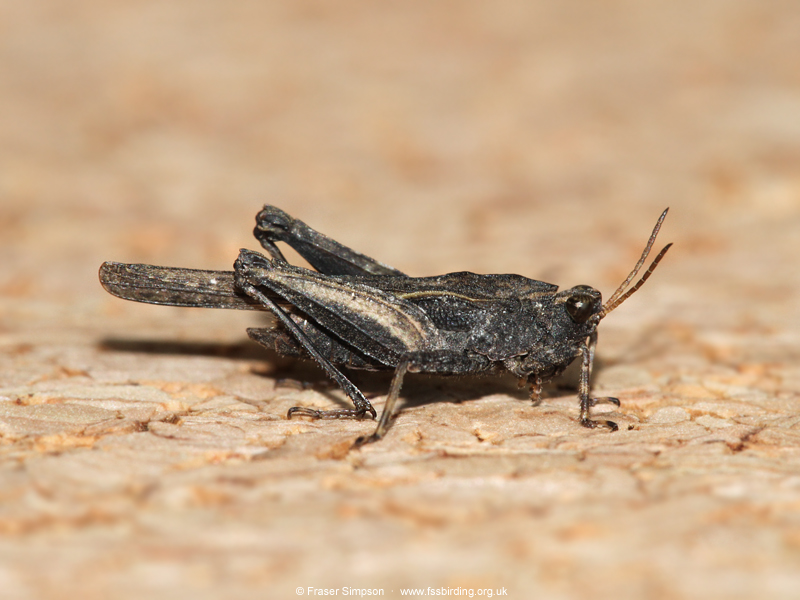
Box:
[350, 271, 558, 299]
[99, 262, 276, 310]
[335, 271, 558, 333]
[235, 250, 443, 364]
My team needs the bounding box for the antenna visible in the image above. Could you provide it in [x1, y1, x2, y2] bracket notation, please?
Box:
[600, 208, 672, 318]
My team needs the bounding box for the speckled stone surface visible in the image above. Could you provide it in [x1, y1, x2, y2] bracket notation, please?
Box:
[1, 2, 799, 599]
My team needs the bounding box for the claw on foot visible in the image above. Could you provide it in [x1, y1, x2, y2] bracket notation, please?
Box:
[352, 432, 382, 449]
[589, 396, 620, 407]
[580, 417, 619, 432]
[578, 395, 621, 431]
[287, 406, 376, 420]
[287, 406, 322, 419]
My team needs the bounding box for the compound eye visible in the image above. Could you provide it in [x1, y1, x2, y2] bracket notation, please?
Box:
[565, 293, 596, 323]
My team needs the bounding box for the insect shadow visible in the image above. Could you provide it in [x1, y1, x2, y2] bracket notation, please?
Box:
[99, 328, 616, 418]
[99, 337, 266, 360]
[99, 335, 522, 400]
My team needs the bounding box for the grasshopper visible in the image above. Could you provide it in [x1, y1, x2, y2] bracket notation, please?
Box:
[100, 206, 671, 445]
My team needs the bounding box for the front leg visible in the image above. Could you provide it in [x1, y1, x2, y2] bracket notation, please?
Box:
[577, 332, 620, 431]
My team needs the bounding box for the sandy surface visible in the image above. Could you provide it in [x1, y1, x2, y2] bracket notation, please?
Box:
[1, 1, 800, 599]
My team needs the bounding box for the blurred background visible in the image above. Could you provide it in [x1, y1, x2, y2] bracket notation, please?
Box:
[3, 1, 798, 308]
[1, 1, 799, 598]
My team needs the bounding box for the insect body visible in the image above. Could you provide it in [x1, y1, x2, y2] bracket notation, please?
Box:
[100, 206, 671, 445]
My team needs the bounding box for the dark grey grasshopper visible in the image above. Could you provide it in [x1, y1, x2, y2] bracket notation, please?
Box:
[100, 206, 671, 445]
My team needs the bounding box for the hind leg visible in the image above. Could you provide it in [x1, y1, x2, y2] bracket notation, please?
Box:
[253, 205, 406, 277]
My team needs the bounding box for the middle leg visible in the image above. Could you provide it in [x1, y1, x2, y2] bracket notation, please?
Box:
[354, 351, 492, 447]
